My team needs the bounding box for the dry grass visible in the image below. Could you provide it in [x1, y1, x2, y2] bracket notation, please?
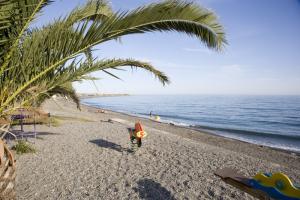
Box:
[52, 115, 95, 122]
[13, 140, 36, 154]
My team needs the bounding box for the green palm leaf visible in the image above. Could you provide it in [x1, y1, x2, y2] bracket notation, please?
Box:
[0, 0, 53, 71]
[0, 0, 226, 115]
[11, 58, 168, 112]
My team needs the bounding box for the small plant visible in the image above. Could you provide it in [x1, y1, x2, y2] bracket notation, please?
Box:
[13, 140, 36, 154]
[50, 117, 61, 127]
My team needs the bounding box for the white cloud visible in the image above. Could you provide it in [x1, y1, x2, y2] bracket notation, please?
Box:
[183, 48, 213, 54]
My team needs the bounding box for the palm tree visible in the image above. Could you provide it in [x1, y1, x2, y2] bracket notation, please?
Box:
[0, 0, 226, 116]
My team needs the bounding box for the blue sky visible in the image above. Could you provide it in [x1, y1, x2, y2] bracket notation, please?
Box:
[34, 0, 300, 95]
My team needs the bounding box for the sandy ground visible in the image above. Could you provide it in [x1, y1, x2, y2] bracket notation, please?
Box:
[15, 98, 300, 200]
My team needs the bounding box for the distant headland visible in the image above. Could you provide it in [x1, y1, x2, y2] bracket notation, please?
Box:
[78, 93, 130, 98]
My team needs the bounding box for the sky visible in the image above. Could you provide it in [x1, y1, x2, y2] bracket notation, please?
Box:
[33, 0, 300, 95]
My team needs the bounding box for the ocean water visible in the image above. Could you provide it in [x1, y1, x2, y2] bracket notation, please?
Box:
[82, 95, 300, 152]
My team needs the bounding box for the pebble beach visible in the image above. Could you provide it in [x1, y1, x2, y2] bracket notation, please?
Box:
[15, 98, 300, 200]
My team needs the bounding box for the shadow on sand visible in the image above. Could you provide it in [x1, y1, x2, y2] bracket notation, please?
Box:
[134, 178, 176, 200]
[5, 130, 61, 141]
[89, 139, 134, 153]
[35, 131, 62, 140]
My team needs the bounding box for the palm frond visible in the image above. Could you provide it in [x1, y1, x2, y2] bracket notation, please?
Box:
[46, 82, 81, 109]
[0, 0, 226, 115]
[65, 0, 113, 25]
[0, 0, 53, 71]
[101, 1, 226, 50]
[65, 58, 169, 85]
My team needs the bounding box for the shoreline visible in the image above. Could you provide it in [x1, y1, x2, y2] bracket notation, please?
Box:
[81, 102, 300, 156]
[78, 93, 129, 99]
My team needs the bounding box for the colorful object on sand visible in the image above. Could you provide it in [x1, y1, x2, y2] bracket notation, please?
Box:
[135, 131, 147, 138]
[154, 115, 160, 121]
[249, 172, 300, 200]
[215, 168, 300, 200]
[129, 122, 148, 148]
[150, 113, 160, 122]
[134, 122, 147, 139]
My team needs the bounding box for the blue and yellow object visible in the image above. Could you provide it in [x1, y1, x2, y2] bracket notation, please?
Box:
[248, 172, 300, 200]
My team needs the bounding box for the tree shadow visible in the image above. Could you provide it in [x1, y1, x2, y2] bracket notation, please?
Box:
[133, 178, 176, 200]
[37, 131, 62, 136]
[35, 131, 62, 140]
[90, 139, 132, 153]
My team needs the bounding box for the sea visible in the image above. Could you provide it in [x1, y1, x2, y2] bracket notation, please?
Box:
[81, 95, 300, 153]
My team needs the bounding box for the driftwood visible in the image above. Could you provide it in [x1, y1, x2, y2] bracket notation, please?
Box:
[0, 139, 16, 200]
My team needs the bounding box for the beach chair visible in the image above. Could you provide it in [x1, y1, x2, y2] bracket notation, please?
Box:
[0, 139, 16, 199]
[10, 108, 51, 140]
[215, 168, 300, 200]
